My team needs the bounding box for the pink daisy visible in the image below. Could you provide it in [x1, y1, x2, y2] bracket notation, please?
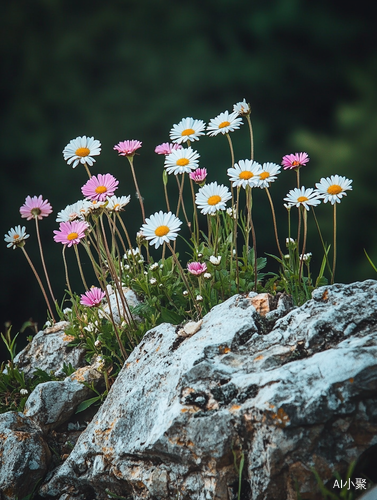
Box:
[189, 168, 207, 185]
[53, 220, 89, 247]
[80, 287, 106, 307]
[281, 152, 310, 170]
[20, 195, 52, 220]
[81, 173, 119, 202]
[187, 262, 207, 275]
[154, 143, 183, 155]
[114, 140, 142, 157]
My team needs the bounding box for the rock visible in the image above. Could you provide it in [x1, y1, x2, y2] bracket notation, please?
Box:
[101, 287, 141, 324]
[39, 281, 377, 499]
[0, 412, 50, 500]
[24, 360, 104, 433]
[13, 321, 86, 378]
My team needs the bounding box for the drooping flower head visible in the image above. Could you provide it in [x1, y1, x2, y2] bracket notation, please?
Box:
[282, 152, 309, 170]
[189, 168, 207, 185]
[4, 226, 30, 249]
[206, 110, 243, 136]
[113, 140, 142, 157]
[80, 287, 106, 307]
[20, 195, 52, 221]
[170, 117, 206, 144]
[63, 136, 101, 168]
[284, 187, 321, 211]
[187, 262, 207, 276]
[227, 160, 262, 189]
[56, 200, 91, 222]
[53, 220, 89, 247]
[195, 182, 232, 215]
[106, 195, 131, 212]
[164, 147, 200, 175]
[233, 99, 250, 117]
[81, 173, 119, 202]
[154, 143, 182, 155]
[315, 175, 353, 205]
[256, 163, 281, 188]
[141, 211, 182, 249]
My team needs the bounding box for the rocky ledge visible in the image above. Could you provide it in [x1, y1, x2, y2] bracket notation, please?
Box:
[1, 280, 377, 500]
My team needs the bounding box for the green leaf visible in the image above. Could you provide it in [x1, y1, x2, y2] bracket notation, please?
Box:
[160, 307, 184, 325]
[364, 248, 377, 273]
[75, 396, 101, 414]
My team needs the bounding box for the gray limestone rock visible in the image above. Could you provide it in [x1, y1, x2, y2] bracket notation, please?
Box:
[14, 321, 86, 378]
[39, 280, 377, 499]
[0, 412, 50, 500]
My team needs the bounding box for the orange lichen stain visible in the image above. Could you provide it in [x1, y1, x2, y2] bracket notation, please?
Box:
[229, 404, 241, 413]
[156, 346, 160, 352]
[322, 289, 329, 301]
[61, 453, 69, 460]
[218, 345, 231, 354]
[13, 431, 31, 442]
[136, 359, 139, 363]
[269, 404, 275, 408]
[63, 334, 75, 342]
[254, 355, 264, 362]
[70, 367, 88, 382]
[349, 378, 354, 383]
[270, 407, 290, 428]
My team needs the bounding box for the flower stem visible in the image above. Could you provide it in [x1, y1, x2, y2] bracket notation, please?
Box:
[83, 162, 92, 179]
[246, 115, 254, 160]
[332, 203, 337, 284]
[74, 244, 88, 290]
[127, 156, 145, 223]
[311, 207, 333, 278]
[299, 209, 307, 282]
[34, 218, 57, 305]
[62, 246, 73, 297]
[265, 188, 283, 259]
[189, 177, 199, 247]
[22, 247, 56, 322]
[175, 175, 191, 233]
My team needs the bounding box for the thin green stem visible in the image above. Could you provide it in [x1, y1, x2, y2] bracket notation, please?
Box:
[246, 115, 254, 160]
[62, 245, 73, 297]
[22, 247, 56, 322]
[265, 188, 283, 259]
[74, 244, 88, 290]
[34, 217, 56, 304]
[83, 162, 92, 179]
[190, 177, 199, 247]
[311, 208, 333, 278]
[175, 175, 191, 233]
[299, 209, 308, 282]
[332, 203, 337, 284]
[127, 156, 145, 223]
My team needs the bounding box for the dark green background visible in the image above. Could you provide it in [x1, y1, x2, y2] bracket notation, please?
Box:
[1, 0, 377, 357]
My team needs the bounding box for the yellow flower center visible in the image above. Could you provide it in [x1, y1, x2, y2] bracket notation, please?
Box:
[327, 184, 342, 195]
[67, 232, 79, 241]
[13, 234, 19, 240]
[297, 196, 308, 202]
[219, 121, 230, 129]
[239, 171, 253, 180]
[155, 225, 170, 237]
[113, 204, 120, 210]
[75, 147, 90, 157]
[260, 172, 270, 180]
[176, 158, 190, 166]
[208, 195, 222, 205]
[181, 128, 195, 136]
[95, 186, 107, 194]
[292, 160, 300, 166]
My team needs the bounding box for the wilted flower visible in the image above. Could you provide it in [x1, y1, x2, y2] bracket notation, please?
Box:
[233, 99, 250, 116]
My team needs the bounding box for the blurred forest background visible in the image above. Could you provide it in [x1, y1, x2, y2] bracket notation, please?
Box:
[1, 0, 377, 359]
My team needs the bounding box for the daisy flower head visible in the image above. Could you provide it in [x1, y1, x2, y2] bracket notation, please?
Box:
[206, 110, 243, 137]
[315, 175, 353, 205]
[227, 160, 262, 189]
[169, 117, 206, 144]
[282, 152, 309, 170]
[4, 226, 30, 249]
[20, 195, 52, 221]
[80, 287, 106, 307]
[257, 163, 281, 188]
[189, 168, 207, 186]
[187, 262, 207, 276]
[107, 195, 131, 212]
[63, 136, 101, 168]
[141, 211, 182, 249]
[53, 220, 89, 247]
[56, 200, 91, 222]
[113, 140, 142, 157]
[195, 182, 232, 215]
[154, 143, 182, 155]
[81, 173, 119, 202]
[233, 99, 250, 117]
[284, 187, 321, 211]
[164, 147, 200, 175]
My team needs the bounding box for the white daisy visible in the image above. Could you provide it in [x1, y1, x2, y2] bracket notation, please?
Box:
[4, 226, 30, 249]
[233, 99, 250, 116]
[63, 136, 101, 168]
[169, 117, 206, 144]
[195, 182, 232, 215]
[206, 110, 243, 136]
[141, 211, 182, 249]
[83, 200, 107, 215]
[56, 200, 91, 222]
[107, 195, 131, 212]
[164, 147, 200, 175]
[284, 187, 321, 211]
[315, 175, 353, 204]
[227, 160, 262, 189]
[256, 162, 281, 188]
